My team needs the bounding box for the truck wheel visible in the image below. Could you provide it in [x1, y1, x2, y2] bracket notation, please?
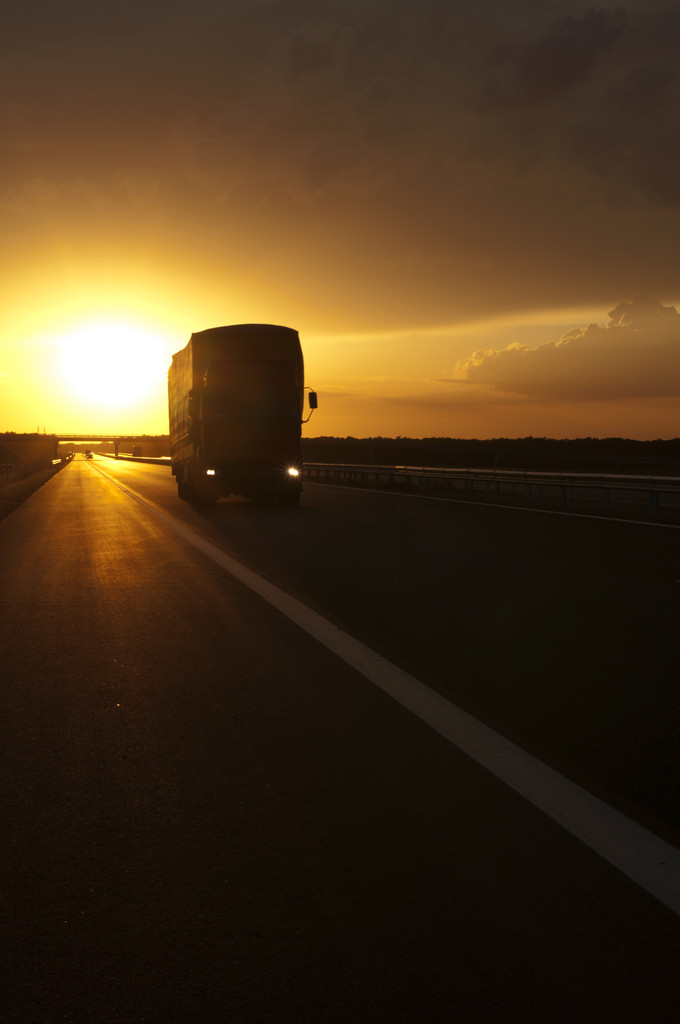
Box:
[195, 489, 218, 507]
[194, 476, 218, 506]
[273, 480, 301, 507]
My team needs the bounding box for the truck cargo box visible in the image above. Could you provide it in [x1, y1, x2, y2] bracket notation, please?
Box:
[168, 324, 315, 507]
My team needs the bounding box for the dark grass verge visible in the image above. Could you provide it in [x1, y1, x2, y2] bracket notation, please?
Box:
[0, 462, 68, 523]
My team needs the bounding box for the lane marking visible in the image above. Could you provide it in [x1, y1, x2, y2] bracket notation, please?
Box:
[92, 462, 680, 916]
[311, 481, 680, 529]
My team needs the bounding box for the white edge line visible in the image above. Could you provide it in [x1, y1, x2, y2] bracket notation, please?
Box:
[313, 481, 680, 530]
[93, 463, 680, 917]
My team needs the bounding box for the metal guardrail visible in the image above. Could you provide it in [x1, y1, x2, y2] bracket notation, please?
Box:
[303, 463, 680, 520]
[76, 454, 680, 520]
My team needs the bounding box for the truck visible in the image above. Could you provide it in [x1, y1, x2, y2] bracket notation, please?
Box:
[168, 323, 317, 507]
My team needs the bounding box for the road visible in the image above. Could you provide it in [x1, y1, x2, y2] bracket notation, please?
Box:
[1, 455, 679, 1023]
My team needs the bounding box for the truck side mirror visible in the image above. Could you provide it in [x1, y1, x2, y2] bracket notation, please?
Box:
[308, 391, 318, 409]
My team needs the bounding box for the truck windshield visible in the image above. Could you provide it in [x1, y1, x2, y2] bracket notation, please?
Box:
[205, 358, 299, 418]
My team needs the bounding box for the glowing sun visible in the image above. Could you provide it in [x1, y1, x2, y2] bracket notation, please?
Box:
[58, 322, 168, 406]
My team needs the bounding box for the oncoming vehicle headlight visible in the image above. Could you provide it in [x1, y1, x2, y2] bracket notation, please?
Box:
[287, 467, 300, 477]
[206, 468, 216, 476]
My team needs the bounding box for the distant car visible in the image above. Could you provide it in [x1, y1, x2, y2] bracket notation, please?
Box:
[85, 451, 93, 459]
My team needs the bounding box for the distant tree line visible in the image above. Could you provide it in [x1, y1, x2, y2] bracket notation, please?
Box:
[1, 431, 51, 439]
[301, 437, 680, 474]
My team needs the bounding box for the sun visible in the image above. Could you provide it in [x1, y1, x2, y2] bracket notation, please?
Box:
[58, 321, 168, 407]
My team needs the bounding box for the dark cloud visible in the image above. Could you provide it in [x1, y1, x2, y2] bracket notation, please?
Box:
[517, 7, 628, 100]
[474, 5, 680, 209]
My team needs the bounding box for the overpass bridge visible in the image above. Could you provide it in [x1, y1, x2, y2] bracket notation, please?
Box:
[56, 434, 170, 457]
[3, 433, 168, 468]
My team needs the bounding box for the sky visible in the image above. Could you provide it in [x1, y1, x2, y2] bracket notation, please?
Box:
[1, 0, 679, 439]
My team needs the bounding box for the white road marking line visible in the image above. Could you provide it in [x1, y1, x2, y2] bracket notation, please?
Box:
[313, 481, 680, 529]
[93, 463, 680, 917]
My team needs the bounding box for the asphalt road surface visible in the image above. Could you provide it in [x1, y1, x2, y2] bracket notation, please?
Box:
[1, 455, 679, 1023]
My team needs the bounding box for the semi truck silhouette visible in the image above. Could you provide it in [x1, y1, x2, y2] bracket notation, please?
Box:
[168, 324, 316, 506]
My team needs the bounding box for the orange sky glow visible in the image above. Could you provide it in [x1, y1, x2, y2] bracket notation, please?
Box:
[2, 1, 679, 440]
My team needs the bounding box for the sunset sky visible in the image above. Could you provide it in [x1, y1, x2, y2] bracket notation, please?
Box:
[2, 0, 679, 439]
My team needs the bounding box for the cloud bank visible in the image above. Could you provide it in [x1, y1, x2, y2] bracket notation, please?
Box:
[453, 297, 680, 400]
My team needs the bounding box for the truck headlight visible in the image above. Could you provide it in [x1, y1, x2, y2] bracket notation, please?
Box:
[287, 467, 300, 477]
[206, 468, 216, 476]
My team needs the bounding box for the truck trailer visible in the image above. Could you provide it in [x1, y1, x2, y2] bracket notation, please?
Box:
[168, 324, 317, 506]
